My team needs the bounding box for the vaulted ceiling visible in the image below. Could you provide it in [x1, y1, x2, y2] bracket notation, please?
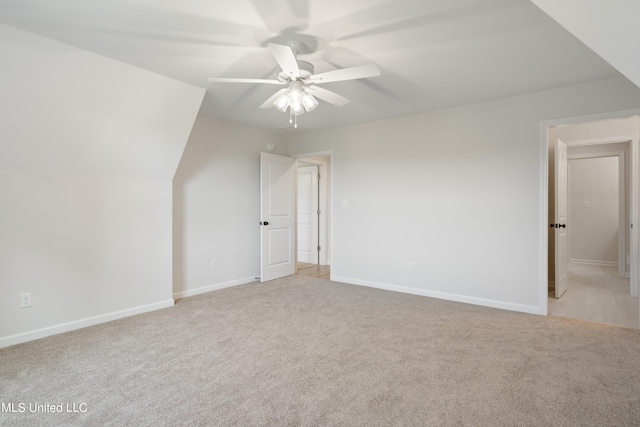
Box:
[0, 0, 621, 132]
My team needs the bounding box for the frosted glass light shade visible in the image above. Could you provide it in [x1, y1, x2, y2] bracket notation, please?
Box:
[273, 81, 319, 117]
[301, 93, 319, 112]
[273, 93, 289, 112]
[289, 91, 302, 109]
[290, 103, 304, 116]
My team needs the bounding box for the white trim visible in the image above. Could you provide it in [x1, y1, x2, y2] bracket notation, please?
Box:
[0, 299, 175, 349]
[173, 276, 258, 299]
[333, 276, 544, 316]
[631, 134, 640, 297]
[541, 109, 640, 128]
[290, 150, 334, 160]
[565, 135, 637, 147]
[539, 122, 550, 315]
[570, 259, 618, 267]
[291, 150, 333, 268]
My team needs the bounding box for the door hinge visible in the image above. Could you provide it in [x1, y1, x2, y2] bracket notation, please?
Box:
[317, 209, 321, 215]
[318, 173, 321, 180]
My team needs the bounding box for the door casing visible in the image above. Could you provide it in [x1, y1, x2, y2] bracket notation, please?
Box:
[539, 108, 640, 315]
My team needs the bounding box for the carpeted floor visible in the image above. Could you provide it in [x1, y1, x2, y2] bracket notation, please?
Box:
[1, 275, 640, 426]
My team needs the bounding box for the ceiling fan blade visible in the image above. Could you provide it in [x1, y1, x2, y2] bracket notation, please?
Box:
[259, 89, 288, 109]
[305, 85, 350, 107]
[308, 64, 380, 84]
[268, 43, 300, 79]
[207, 77, 285, 85]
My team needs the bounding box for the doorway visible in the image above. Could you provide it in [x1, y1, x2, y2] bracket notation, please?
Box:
[567, 154, 625, 274]
[294, 153, 331, 279]
[549, 153, 637, 328]
[542, 112, 640, 328]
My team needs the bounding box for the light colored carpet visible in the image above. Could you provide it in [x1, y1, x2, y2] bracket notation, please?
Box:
[1, 275, 640, 426]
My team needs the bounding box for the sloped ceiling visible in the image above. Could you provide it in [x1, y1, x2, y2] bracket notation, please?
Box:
[0, 25, 205, 179]
[0, 0, 622, 132]
[531, 0, 640, 89]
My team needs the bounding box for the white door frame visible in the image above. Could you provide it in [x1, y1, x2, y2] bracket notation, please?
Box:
[554, 138, 569, 298]
[568, 151, 626, 277]
[539, 108, 640, 314]
[296, 164, 320, 264]
[292, 151, 333, 272]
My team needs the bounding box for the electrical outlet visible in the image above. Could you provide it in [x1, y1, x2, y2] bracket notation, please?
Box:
[407, 262, 414, 272]
[20, 292, 31, 308]
[210, 259, 217, 270]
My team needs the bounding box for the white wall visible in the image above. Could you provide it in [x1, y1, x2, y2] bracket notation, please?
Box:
[531, 0, 640, 88]
[288, 77, 640, 314]
[569, 157, 619, 264]
[0, 25, 204, 347]
[173, 115, 288, 298]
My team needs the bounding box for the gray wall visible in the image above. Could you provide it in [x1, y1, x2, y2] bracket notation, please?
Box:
[0, 25, 204, 346]
[289, 78, 640, 314]
[568, 157, 619, 264]
[173, 116, 288, 298]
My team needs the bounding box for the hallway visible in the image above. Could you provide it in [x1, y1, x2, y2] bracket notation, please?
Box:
[549, 263, 639, 329]
[296, 262, 330, 280]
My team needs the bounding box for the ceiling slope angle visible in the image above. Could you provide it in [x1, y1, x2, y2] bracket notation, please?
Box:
[0, 0, 624, 131]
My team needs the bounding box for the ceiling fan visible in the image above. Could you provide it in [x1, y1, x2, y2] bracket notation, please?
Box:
[207, 41, 381, 128]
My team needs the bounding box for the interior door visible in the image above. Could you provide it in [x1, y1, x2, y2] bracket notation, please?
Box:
[555, 139, 569, 298]
[260, 152, 296, 282]
[297, 165, 319, 264]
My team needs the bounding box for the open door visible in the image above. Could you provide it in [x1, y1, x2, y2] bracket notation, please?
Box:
[260, 152, 296, 282]
[554, 139, 569, 298]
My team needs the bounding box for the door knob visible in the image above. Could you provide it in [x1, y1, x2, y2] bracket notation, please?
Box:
[260, 221, 269, 225]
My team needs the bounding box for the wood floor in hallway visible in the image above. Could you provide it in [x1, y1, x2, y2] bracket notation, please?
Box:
[549, 263, 639, 329]
[296, 262, 330, 280]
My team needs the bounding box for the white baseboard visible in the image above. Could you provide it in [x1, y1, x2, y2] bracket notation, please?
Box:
[570, 259, 618, 267]
[0, 299, 175, 349]
[332, 276, 544, 316]
[173, 276, 258, 300]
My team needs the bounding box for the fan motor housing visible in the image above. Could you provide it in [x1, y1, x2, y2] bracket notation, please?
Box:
[278, 60, 314, 81]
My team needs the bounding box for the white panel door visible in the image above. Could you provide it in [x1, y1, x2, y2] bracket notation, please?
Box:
[260, 152, 296, 282]
[555, 139, 569, 298]
[297, 165, 319, 264]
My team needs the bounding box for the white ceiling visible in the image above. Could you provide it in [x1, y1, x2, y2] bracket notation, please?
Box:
[0, 0, 621, 132]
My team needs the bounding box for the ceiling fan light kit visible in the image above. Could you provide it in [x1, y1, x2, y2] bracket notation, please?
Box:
[207, 41, 380, 128]
[271, 81, 320, 128]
